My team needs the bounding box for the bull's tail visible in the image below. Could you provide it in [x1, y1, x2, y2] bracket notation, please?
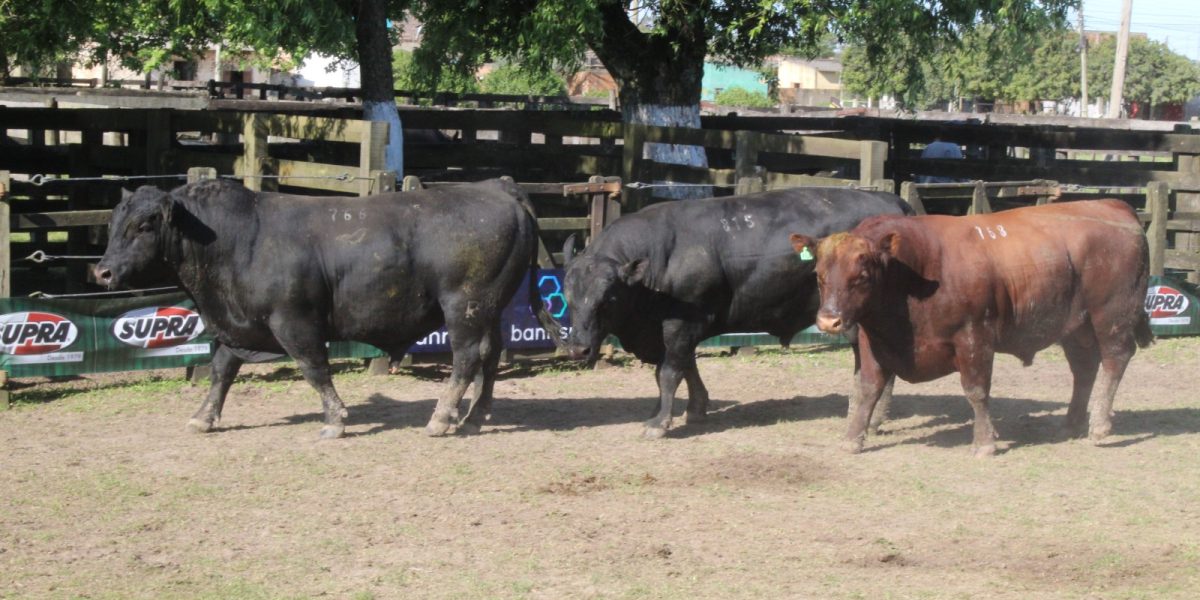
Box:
[506, 177, 567, 350]
[1135, 309, 1154, 349]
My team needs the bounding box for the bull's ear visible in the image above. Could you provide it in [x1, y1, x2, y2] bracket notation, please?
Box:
[618, 258, 648, 285]
[789, 233, 817, 262]
[120, 188, 133, 202]
[878, 232, 902, 258]
[563, 233, 579, 266]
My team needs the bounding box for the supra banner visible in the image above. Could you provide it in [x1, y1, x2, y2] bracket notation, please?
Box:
[0, 269, 572, 378]
[1145, 275, 1200, 337]
[1, 271, 1191, 377]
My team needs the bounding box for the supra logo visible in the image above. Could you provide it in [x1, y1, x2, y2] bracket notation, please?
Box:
[0, 311, 79, 355]
[1145, 285, 1190, 318]
[113, 306, 206, 349]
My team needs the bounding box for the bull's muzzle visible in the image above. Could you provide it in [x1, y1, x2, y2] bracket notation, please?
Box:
[565, 345, 590, 361]
[815, 311, 845, 334]
[93, 264, 115, 288]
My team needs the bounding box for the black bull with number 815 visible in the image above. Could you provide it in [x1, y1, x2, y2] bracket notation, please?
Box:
[560, 187, 913, 439]
[94, 178, 561, 439]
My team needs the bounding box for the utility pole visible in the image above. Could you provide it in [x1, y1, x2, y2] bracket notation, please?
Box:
[1078, 5, 1088, 117]
[1106, 0, 1133, 119]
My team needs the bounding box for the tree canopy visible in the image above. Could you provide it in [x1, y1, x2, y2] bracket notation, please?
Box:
[411, 0, 1073, 123]
[842, 24, 1200, 110]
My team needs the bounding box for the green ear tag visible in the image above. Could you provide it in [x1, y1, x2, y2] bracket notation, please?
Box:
[798, 247, 814, 262]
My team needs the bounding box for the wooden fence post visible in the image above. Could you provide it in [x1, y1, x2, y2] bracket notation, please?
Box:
[370, 171, 397, 195]
[187, 167, 218, 184]
[1, 171, 9, 409]
[621, 124, 646, 209]
[899, 181, 927, 215]
[1146, 181, 1169, 277]
[401, 175, 422, 192]
[359, 120, 389, 196]
[242, 114, 268, 192]
[860, 141, 887, 188]
[145, 109, 172, 181]
[1176, 152, 1200, 283]
[587, 175, 624, 242]
[734, 130, 762, 183]
[970, 181, 992, 215]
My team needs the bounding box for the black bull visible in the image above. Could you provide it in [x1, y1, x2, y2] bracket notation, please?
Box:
[95, 178, 560, 438]
[561, 187, 910, 438]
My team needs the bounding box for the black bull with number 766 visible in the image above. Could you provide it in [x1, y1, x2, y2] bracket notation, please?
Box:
[94, 178, 562, 439]
[560, 187, 912, 439]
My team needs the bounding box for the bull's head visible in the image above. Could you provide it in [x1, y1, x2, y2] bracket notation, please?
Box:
[789, 231, 898, 335]
[561, 233, 647, 364]
[93, 187, 178, 289]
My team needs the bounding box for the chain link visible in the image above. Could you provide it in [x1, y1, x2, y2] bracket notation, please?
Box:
[29, 286, 180, 299]
[24, 172, 370, 187]
[21, 251, 104, 264]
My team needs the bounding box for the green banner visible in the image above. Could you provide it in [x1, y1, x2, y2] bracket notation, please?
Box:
[0, 292, 382, 378]
[1146, 275, 1200, 337]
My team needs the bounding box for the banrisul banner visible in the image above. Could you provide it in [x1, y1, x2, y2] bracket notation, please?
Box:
[0, 269, 573, 377]
[1145, 275, 1200, 337]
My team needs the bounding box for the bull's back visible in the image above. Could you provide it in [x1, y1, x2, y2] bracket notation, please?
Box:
[923, 200, 1146, 349]
[629, 189, 909, 332]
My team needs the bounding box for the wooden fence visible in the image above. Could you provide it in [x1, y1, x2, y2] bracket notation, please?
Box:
[898, 180, 1061, 216]
[0, 107, 396, 297]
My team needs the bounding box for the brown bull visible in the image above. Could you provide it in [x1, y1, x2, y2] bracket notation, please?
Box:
[790, 200, 1153, 457]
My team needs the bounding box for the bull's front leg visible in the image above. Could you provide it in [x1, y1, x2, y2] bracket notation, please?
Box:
[957, 347, 999, 457]
[844, 335, 892, 454]
[683, 366, 709, 424]
[186, 344, 244, 433]
[645, 361, 684, 439]
[848, 331, 895, 435]
[271, 320, 348, 439]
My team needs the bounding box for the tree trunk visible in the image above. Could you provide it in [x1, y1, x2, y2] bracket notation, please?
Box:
[356, 0, 403, 178]
[589, 3, 710, 199]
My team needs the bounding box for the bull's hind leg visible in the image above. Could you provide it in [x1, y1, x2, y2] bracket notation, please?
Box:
[187, 344, 244, 433]
[1061, 330, 1101, 439]
[460, 324, 502, 435]
[426, 318, 485, 437]
[957, 349, 999, 457]
[1088, 329, 1138, 443]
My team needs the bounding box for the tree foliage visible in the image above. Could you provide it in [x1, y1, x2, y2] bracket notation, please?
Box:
[1086, 35, 1200, 106]
[713, 86, 774, 109]
[411, 0, 1072, 118]
[843, 23, 1200, 110]
[479, 62, 566, 95]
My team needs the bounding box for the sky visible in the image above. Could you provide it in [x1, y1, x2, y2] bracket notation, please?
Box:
[1074, 0, 1200, 61]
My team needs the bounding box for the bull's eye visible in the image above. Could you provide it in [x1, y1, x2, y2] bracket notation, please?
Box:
[138, 222, 155, 233]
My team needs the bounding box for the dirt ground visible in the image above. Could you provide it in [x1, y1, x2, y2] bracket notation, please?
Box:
[1, 336, 1199, 600]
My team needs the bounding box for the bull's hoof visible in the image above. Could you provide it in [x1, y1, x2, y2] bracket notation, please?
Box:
[458, 422, 482, 436]
[1061, 421, 1088, 440]
[425, 419, 453, 437]
[683, 411, 707, 425]
[973, 443, 997, 458]
[186, 418, 214, 434]
[319, 424, 345, 439]
[840, 438, 864, 454]
[1089, 424, 1112, 444]
[642, 426, 667, 440]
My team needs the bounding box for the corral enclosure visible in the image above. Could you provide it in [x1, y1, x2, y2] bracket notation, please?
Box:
[2, 90, 1200, 598]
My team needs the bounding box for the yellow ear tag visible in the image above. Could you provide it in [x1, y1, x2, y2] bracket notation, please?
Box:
[798, 247, 814, 262]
